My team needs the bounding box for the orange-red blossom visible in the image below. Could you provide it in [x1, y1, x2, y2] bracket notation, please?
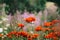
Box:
[35, 26, 42, 31]
[7, 31, 29, 38]
[0, 34, 3, 37]
[44, 22, 52, 27]
[44, 32, 56, 39]
[18, 23, 24, 28]
[52, 20, 60, 24]
[31, 34, 39, 39]
[24, 17, 36, 23]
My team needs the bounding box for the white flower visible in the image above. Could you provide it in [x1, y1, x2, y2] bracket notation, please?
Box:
[2, 17, 8, 21]
[4, 28, 8, 30]
[6, 24, 10, 27]
[30, 31, 33, 34]
[0, 28, 3, 32]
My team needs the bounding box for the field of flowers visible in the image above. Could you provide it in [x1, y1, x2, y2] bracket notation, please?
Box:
[0, 1, 60, 40]
[0, 11, 60, 40]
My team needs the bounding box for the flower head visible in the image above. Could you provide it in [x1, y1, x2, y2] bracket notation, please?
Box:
[44, 22, 52, 27]
[0, 34, 3, 37]
[32, 34, 39, 39]
[52, 20, 60, 24]
[35, 26, 42, 31]
[20, 31, 28, 37]
[18, 24, 24, 28]
[24, 17, 35, 23]
[42, 28, 51, 32]
[44, 32, 56, 39]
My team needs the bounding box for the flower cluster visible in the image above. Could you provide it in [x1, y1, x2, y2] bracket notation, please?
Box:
[6, 31, 39, 40]
[0, 16, 60, 40]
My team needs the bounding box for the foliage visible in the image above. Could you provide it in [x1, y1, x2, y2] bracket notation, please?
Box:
[0, 0, 47, 15]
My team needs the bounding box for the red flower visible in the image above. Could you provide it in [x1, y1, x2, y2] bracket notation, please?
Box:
[18, 24, 24, 28]
[44, 35, 50, 38]
[53, 37, 58, 40]
[42, 28, 51, 32]
[0, 34, 3, 37]
[32, 34, 39, 38]
[20, 31, 28, 37]
[35, 26, 42, 31]
[7, 31, 17, 38]
[28, 38, 32, 40]
[24, 17, 35, 23]
[52, 27, 56, 31]
[55, 32, 60, 37]
[52, 20, 60, 24]
[7, 34, 12, 38]
[15, 32, 21, 37]
[8, 31, 17, 35]
[44, 32, 56, 39]
[44, 22, 52, 27]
